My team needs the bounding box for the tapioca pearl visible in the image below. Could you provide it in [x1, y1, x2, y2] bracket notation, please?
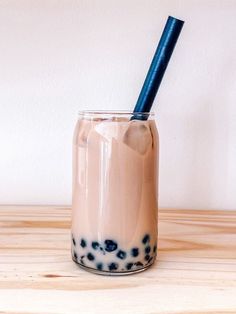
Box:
[131, 247, 139, 257]
[87, 253, 95, 261]
[108, 263, 119, 271]
[135, 261, 143, 267]
[144, 254, 150, 261]
[73, 251, 78, 260]
[142, 234, 150, 244]
[126, 263, 134, 270]
[80, 255, 85, 264]
[116, 250, 127, 259]
[104, 240, 118, 252]
[153, 245, 157, 253]
[96, 263, 103, 271]
[100, 247, 106, 255]
[148, 256, 153, 263]
[72, 236, 76, 246]
[80, 238, 86, 248]
[145, 246, 151, 254]
[92, 241, 99, 250]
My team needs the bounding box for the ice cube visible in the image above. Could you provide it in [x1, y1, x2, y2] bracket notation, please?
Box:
[95, 121, 118, 142]
[110, 116, 128, 122]
[77, 119, 91, 147]
[123, 121, 152, 155]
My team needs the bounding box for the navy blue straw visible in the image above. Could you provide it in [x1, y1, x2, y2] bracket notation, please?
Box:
[132, 16, 184, 120]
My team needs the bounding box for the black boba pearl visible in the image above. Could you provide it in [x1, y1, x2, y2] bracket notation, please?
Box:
[72, 237, 76, 246]
[80, 238, 86, 248]
[142, 234, 150, 244]
[145, 246, 151, 254]
[144, 254, 150, 261]
[153, 245, 157, 253]
[135, 261, 143, 267]
[148, 256, 153, 263]
[108, 263, 118, 271]
[80, 255, 85, 264]
[73, 251, 78, 260]
[87, 253, 95, 261]
[100, 247, 105, 255]
[126, 263, 133, 270]
[104, 240, 118, 252]
[96, 263, 103, 270]
[92, 241, 99, 250]
[131, 247, 139, 257]
[116, 250, 127, 259]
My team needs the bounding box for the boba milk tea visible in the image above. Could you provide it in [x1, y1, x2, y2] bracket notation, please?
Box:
[71, 16, 184, 275]
[71, 111, 158, 274]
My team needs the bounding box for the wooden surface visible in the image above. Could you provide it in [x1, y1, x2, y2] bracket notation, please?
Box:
[0, 206, 236, 314]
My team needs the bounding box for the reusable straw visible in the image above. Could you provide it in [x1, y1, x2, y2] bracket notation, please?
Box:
[132, 16, 184, 120]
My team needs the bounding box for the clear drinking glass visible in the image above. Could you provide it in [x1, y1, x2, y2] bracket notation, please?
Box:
[71, 111, 159, 275]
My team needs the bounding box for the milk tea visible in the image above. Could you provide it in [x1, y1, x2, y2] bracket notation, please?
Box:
[72, 112, 158, 274]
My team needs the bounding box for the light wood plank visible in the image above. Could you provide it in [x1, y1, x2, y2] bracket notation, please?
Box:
[0, 206, 235, 314]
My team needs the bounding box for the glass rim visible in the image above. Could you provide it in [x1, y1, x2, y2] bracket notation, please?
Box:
[78, 110, 155, 116]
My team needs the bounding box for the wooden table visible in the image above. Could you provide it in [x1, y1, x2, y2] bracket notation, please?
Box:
[0, 206, 235, 314]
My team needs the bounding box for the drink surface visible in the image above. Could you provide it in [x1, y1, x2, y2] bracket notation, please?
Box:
[72, 115, 159, 273]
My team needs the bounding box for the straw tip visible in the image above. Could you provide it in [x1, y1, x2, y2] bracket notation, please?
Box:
[168, 15, 185, 24]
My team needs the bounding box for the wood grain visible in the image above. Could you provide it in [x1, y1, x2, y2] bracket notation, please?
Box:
[0, 206, 235, 314]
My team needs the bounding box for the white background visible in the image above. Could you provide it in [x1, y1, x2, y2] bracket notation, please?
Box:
[0, 0, 235, 209]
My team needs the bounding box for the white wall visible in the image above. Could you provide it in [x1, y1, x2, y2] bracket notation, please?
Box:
[0, 0, 235, 209]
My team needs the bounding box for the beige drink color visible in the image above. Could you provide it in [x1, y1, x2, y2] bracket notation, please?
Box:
[72, 112, 158, 274]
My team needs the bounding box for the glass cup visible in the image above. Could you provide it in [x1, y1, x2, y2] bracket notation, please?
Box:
[71, 111, 159, 275]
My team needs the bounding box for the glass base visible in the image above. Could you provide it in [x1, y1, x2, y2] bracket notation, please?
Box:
[72, 257, 155, 276]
